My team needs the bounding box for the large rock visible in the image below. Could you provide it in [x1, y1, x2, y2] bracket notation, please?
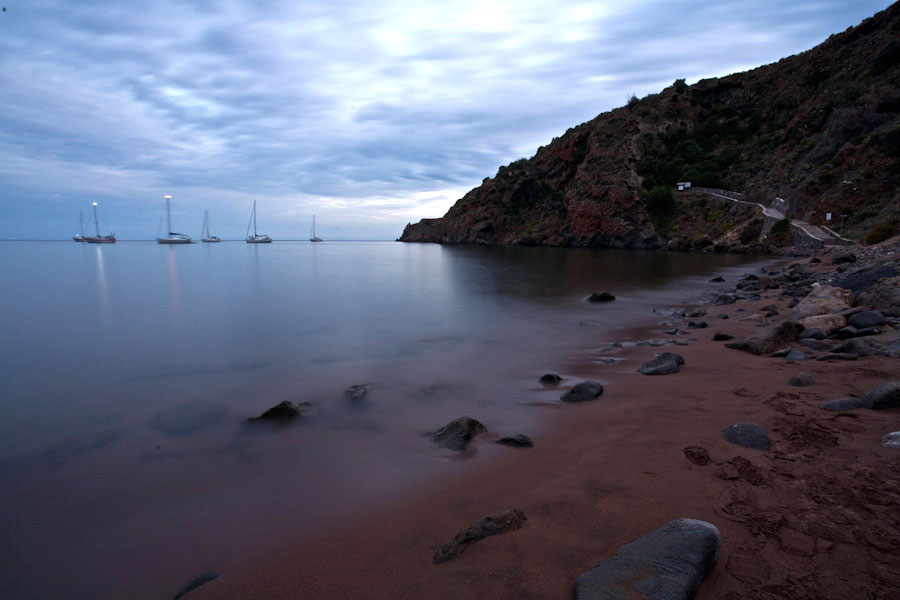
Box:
[790, 285, 855, 320]
[834, 265, 898, 295]
[860, 382, 900, 410]
[725, 321, 802, 355]
[820, 397, 867, 411]
[246, 401, 312, 424]
[495, 434, 534, 448]
[848, 310, 887, 329]
[574, 519, 720, 600]
[586, 292, 616, 303]
[539, 373, 562, 385]
[834, 329, 900, 358]
[639, 352, 684, 375]
[798, 314, 847, 334]
[430, 416, 487, 450]
[858, 276, 900, 315]
[789, 372, 815, 386]
[722, 422, 770, 451]
[561, 381, 605, 403]
[433, 509, 526, 564]
[882, 432, 900, 450]
[344, 384, 369, 402]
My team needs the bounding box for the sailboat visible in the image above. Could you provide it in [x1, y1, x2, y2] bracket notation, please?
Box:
[85, 202, 116, 243]
[309, 215, 323, 242]
[246, 200, 272, 243]
[156, 195, 192, 244]
[73, 211, 87, 242]
[201, 210, 220, 243]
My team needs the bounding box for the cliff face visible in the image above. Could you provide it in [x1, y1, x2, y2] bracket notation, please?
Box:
[401, 2, 900, 249]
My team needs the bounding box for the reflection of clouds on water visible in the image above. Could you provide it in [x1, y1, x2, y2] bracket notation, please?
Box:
[166, 246, 183, 323]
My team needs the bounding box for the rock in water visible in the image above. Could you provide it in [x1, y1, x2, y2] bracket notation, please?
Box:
[789, 372, 815, 386]
[171, 573, 218, 600]
[245, 401, 312, 424]
[574, 519, 720, 600]
[539, 373, 562, 385]
[882, 432, 900, 450]
[722, 422, 770, 451]
[344, 384, 369, 402]
[860, 381, 900, 410]
[709, 276, 725, 283]
[495, 434, 534, 448]
[560, 381, 604, 403]
[586, 292, 616, 303]
[725, 321, 801, 355]
[433, 509, 526, 564]
[639, 352, 684, 375]
[430, 416, 487, 450]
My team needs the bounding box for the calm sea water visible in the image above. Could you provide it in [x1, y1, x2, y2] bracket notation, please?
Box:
[0, 241, 757, 599]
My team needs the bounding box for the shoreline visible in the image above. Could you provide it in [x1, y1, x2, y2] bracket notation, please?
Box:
[189, 245, 900, 599]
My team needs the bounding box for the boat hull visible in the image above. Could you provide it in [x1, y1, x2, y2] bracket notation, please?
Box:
[86, 236, 116, 244]
[157, 237, 192, 244]
[246, 238, 272, 243]
[202, 237, 221, 243]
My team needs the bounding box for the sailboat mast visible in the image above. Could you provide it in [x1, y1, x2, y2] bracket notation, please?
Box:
[79, 211, 85, 236]
[203, 210, 209, 238]
[92, 202, 100, 236]
[253, 200, 258, 237]
[311, 215, 316, 239]
[164, 195, 173, 233]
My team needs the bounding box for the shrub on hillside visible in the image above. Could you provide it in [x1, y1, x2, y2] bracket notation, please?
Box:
[641, 186, 675, 217]
[864, 218, 899, 244]
[769, 218, 791, 241]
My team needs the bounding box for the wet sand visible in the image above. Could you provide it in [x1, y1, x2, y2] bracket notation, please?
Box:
[191, 259, 900, 599]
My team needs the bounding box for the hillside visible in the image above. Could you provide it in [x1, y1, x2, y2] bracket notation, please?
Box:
[400, 3, 900, 251]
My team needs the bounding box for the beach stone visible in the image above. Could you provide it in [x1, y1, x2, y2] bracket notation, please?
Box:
[765, 310, 780, 318]
[881, 432, 900, 450]
[834, 265, 898, 295]
[816, 353, 858, 361]
[433, 509, 526, 564]
[430, 416, 487, 450]
[344, 384, 369, 402]
[725, 321, 802, 355]
[820, 398, 866, 411]
[717, 313, 730, 319]
[495, 434, 533, 448]
[639, 352, 684, 376]
[848, 310, 887, 329]
[573, 519, 720, 600]
[790, 286, 855, 320]
[809, 257, 821, 264]
[858, 276, 900, 313]
[785, 351, 807, 362]
[831, 251, 857, 265]
[834, 326, 859, 339]
[599, 357, 616, 364]
[601, 342, 624, 353]
[687, 321, 708, 329]
[789, 372, 815, 386]
[683, 446, 711, 466]
[855, 327, 882, 336]
[771, 347, 792, 357]
[561, 381, 604, 403]
[246, 400, 312, 424]
[860, 381, 900, 410]
[709, 276, 725, 283]
[586, 292, 616, 303]
[799, 338, 834, 351]
[687, 309, 708, 318]
[722, 422, 770, 451]
[172, 573, 218, 600]
[539, 373, 562, 385]
[713, 332, 733, 341]
[662, 328, 679, 335]
[798, 328, 828, 340]
[799, 314, 847, 334]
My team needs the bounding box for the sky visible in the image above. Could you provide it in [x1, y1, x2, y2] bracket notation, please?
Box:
[0, 0, 892, 240]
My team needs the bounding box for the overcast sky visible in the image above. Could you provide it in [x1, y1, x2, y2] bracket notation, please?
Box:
[0, 0, 891, 240]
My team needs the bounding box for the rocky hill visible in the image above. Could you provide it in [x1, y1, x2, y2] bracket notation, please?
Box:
[400, 2, 900, 251]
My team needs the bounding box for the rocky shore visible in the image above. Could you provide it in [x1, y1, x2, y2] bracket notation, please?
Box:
[189, 241, 900, 600]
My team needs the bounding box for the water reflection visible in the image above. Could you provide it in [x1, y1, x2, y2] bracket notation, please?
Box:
[94, 244, 112, 331]
[165, 246, 183, 322]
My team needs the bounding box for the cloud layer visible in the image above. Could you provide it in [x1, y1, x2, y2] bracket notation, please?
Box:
[0, 0, 891, 239]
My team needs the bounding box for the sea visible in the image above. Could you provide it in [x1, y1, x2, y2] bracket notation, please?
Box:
[0, 240, 758, 599]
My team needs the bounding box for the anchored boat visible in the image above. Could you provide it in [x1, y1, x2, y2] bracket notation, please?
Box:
[156, 195, 192, 244]
[246, 200, 272, 243]
[85, 202, 116, 243]
[201, 210, 220, 243]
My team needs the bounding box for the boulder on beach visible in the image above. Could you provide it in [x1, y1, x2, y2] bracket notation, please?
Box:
[687, 321, 708, 329]
[882, 432, 900, 450]
[713, 332, 733, 341]
[799, 313, 847, 334]
[820, 397, 866, 411]
[574, 519, 720, 600]
[709, 276, 725, 282]
[246, 400, 312, 424]
[722, 422, 770, 451]
[539, 373, 562, 385]
[429, 416, 487, 450]
[831, 251, 857, 265]
[860, 381, 900, 410]
[798, 328, 828, 340]
[785, 351, 807, 362]
[433, 509, 526, 564]
[560, 381, 605, 403]
[789, 372, 815, 386]
[725, 321, 802, 355]
[586, 292, 616, 303]
[495, 434, 534, 448]
[790, 285, 855, 320]
[715, 294, 737, 305]
[858, 276, 900, 315]
[848, 310, 887, 330]
[834, 265, 898, 295]
[639, 352, 684, 375]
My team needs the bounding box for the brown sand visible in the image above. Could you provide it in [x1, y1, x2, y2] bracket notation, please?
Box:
[192, 268, 900, 599]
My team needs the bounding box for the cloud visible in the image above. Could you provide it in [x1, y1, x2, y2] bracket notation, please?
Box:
[0, 0, 892, 238]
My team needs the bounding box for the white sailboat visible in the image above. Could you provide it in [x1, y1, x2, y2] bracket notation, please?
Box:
[309, 215, 323, 242]
[246, 200, 272, 243]
[156, 195, 192, 244]
[73, 211, 87, 242]
[85, 202, 116, 243]
[201, 210, 220, 243]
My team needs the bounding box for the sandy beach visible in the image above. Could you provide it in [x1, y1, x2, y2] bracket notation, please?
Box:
[188, 248, 900, 599]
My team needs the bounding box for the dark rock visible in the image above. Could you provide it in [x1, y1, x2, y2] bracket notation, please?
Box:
[713, 332, 733, 341]
[246, 401, 312, 424]
[725, 321, 801, 355]
[172, 573, 218, 600]
[785, 351, 807, 362]
[765, 310, 780, 318]
[715, 294, 737, 306]
[662, 328, 680, 335]
[834, 265, 898, 295]
[344, 384, 369, 402]
[809, 257, 821, 264]
[561, 381, 604, 403]
[799, 328, 828, 340]
[722, 422, 770, 451]
[855, 327, 883, 336]
[848, 310, 887, 329]
[770, 347, 792, 357]
[495, 434, 533, 448]
[683, 446, 711, 466]
[586, 292, 616, 303]
[430, 416, 487, 450]
[834, 326, 859, 339]
[539, 373, 562, 385]
[433, 509, 526, 564]
[600, 342, 624, 353]
[799, 338, 834, 351]
[820, 397, 866, 411]
[787, 298, 800, 308]
[709, 276, 725, 282]
[831, 251, 857, 265]
[574, 519, 720, 600]
[816, 353, 858, 361]
[882, 432, 900, 450]
[687, 309, 708, 318]
[760, 304, 778, 313]
[717, 313, 730, 319]
[639, 352, 684, 375]
[860, 381, 900, 410]
[687, 321, 708, 329]
[789, 372, 815, 386]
